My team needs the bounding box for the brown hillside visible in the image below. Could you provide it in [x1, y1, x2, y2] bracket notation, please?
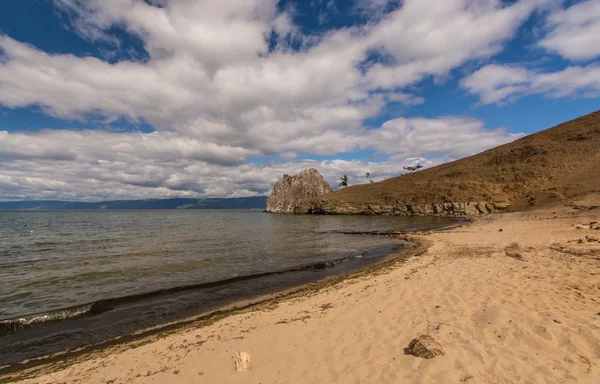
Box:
[323, 110, 600, 211]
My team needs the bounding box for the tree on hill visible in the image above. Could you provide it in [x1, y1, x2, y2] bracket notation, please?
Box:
[403, 164, 423, 172]
[339, 175, 349, 188]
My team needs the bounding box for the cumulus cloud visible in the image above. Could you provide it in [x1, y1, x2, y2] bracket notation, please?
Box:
[461, 63, 600, 104]
[0, 0, 546, 199]
[0, 155, 427, 201]
[362, 0, 545, 89]
[538, 0, 600, 61]
[0, 130, 257, 165]
[0, 0, 545, 129]
[0, 114, 519, 200]
[371, 116, 523, 158]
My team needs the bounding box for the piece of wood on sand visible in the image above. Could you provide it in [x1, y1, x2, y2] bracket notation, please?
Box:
[235, 351, 252, 372]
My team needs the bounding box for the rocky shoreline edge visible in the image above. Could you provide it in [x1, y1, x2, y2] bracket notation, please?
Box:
[292, 199, 510, 216]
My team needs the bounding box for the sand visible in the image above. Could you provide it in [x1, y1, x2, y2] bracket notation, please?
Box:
[7, 207, 600, 384]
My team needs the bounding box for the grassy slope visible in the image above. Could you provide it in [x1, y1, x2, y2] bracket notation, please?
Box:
[323, 110, 600, 210]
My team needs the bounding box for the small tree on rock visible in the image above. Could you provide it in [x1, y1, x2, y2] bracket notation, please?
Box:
[339, 175, 349, 188]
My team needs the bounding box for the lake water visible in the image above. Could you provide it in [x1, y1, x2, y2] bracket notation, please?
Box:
[0, 210, 458, 368]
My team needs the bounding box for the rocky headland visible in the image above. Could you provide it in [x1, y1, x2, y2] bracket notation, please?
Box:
[265, 169, 510, 217]
[266, 111, 600, 217]
[265, 168, 333, 213]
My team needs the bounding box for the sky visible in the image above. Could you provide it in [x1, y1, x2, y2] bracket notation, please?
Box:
[0, 0, 599, 201]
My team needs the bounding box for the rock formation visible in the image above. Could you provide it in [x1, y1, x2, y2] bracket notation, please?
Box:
[265, 168, 334, 213]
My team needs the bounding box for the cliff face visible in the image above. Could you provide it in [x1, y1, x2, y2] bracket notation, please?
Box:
[265, 169, 333, 213]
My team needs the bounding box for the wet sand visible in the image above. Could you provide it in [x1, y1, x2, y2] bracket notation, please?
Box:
[5, 207, 600, 384]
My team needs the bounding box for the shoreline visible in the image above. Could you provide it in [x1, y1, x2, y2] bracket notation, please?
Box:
[4, 208, 600, 383]
[0, 225, 442, 382]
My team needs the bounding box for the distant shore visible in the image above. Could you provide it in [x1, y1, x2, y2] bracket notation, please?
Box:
[0, 197, 268, 211]
[4, 206, 600, 384]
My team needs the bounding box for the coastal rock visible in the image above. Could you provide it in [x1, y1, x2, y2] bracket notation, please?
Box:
[265, 168, 333, 213]
[465, 202, 480, 215]
[235, 351, 252, 372]
[577, 222, 600, 230]
[492, 201, 511, 210]
[572, 193, 600, 211]
[296, 199, 500, 217]
[407, 335, 445, 359]
[452, 202, 463, 213]
[586, 235, 600, 243]
[476, 202, 491, 214]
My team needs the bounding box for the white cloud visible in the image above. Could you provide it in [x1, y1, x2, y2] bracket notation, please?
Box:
[371, 116, 523, 158]
[0, 0, 546, 130]
[53, 0, 291, 69]
[461, 63, 600, 104]
[0, 130, 257, 165]
[362, 0, 546, 89]
[538, 0, 600, 61]
[0, 113, 520, 200]
[386, 92, 425, 105]
[0, 155, 425, 201]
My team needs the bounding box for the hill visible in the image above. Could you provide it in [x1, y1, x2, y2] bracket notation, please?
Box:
[304, 110, 600, 215]
[0, 196, 267, 210]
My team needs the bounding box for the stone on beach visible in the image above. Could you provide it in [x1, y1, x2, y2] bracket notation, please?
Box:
[586, 235, 600, 243]
[234, 351, 252, 372]
[407, 335, 445, 359]
[576, 222, 600, 230]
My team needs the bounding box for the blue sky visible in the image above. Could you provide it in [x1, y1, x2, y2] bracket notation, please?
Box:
[0, 0, 598, 200]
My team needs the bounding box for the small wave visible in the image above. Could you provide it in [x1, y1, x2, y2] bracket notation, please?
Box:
[313, 230, 406, 235]
[0, 244, 402, 338]
[0, 304, 93, 336]
[31, 241, 64, 247]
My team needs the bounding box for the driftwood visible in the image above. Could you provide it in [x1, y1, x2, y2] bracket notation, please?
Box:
[235, 351, 252, 372]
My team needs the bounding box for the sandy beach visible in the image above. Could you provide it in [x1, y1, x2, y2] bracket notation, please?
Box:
[6, 207, 600, 384]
